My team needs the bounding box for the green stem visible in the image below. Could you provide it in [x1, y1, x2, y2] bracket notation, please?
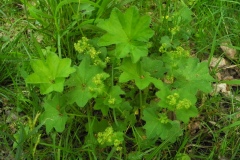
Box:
[54, 11, 61, 58]
[113, 108, 119, 126]
[208, 3, 223, 65]
[139, 89, 143, 120]
[111, 62, 114, 87]
[106, 147, 116, 160]
[139, 87, 149, 120]
[87, 103, 97, 159]
[112, 62, 118, 126]
[57, 33, 61, 58]
[139, 89, 143, 108]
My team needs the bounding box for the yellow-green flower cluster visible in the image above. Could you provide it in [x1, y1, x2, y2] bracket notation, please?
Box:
[187, 0, 198, 5]
[170, 46, 190, 59]
[97, 127, 123, 151]
[164, 15, 169, 20]
[159, 114, 170, 124]
[108, 97, 116, 105]
[74, 37, 90, 54]
[97, 127, 113, 145]
[170, 26, 180, 35]
[176, 99, 192, 109]
[167, 93, 179, 106]
[159, 15, 171, 23]
[89, 73, 108, 94]
[88, 86, 104, 94]
[164, 74, 174, 84]
[167, 93, 192, 110]
[74, 37, 109, 67]
[159, 43, 190, 59]
[105, 57, 110, 63]
[92, 73, 105, 85]
[114, 139, 122, 151]
[159, 43, 168, 53]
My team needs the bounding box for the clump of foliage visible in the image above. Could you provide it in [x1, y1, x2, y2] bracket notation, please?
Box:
[5, 0, 240, 159]
[21, 5, 214, 159]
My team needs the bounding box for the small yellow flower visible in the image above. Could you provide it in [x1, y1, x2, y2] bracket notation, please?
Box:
[92, 74, 104, 85]
[176, 99, 192, 109]
[105, 57, 110, 63]
[164, 74, 174, 84]
[170, 26, 180, 35]
[116, 146, 122, 151]
[108, 98, 116, 105]
[74, 37, 90, 54]
[97, 127, 123, 151]
[74, 37, 105, 67]
[107, 138, 112, 143]
[114, 139, 121, 146]
[159, 114, 169, 124]
[159, 43, 168, 53]
[167, 93, 179, 106]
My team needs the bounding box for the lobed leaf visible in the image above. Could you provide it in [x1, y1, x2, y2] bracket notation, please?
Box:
[118, 58, 156, 90]
[173, 58, 214, 94]
[141, 57, 165, 79]
[66, 57, 109, 107]
[40, 95, 68, 134]
[97, 6, 154, 63]
[142, 107, 182, 143]
[26, 52, 76, 94]
[176, 106, 198, 123]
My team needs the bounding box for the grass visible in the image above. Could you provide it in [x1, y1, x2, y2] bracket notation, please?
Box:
[1, 0, 240, 159]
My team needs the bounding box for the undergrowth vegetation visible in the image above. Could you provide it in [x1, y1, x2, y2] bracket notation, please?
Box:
[1, 0, 240, 159]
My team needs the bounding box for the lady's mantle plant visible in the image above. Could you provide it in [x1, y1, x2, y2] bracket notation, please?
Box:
[97, 127, 124, 151]
[25, 5, 214, 152]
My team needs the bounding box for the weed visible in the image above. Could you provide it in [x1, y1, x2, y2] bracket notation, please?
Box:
[1, 0, 240, 159]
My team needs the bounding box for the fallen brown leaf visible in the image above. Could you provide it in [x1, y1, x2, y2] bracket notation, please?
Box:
[220, 42, 237, 60]
[209, 57, 227, 68]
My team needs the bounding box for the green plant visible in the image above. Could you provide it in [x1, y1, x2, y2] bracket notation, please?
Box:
[2, 0, 240, 159]
[24, 5, 214, 159]
[157, 1, 193, 50]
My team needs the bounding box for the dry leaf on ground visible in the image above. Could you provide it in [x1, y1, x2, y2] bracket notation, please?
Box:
[210, 57, 227, 68]
[220, 41, 237, 60]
